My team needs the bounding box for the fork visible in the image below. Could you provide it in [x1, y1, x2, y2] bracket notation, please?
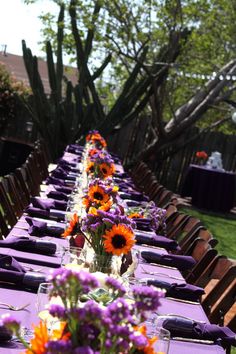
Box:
[0, 302, 30, 311]
[141, 266, 183, 281]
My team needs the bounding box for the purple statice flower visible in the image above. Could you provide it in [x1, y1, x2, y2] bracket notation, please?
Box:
[82, 300, 103, 321]
[105, 277, 126, 296]
[104, 298, 130, 324]
[129, 331, 147, 348]
[73, 346, 97, 354]
[1, 314, 20, 334]
[132, 285, 164, 313]
[48, 269, 99, 297]
[49, 304, 66, 319]
[46, 339, 72, 352]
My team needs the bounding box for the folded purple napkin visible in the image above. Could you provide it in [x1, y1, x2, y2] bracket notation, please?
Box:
[51, 168, 77, 181]
[162, 317, 236, 346]
[47, 190, 69, 201]
[25, 206, 65, 221]
[0, 254, 46, 289]
[53, 184, 73, 194]
[66, 145, 83, 155]
[57, 158, 78, 168]
[46, 176, 75, 187]
[0, 254, 26, 272]
[147, 279, 204, 302]
[25, 217, 64, 237]
[125, 200, 147, 207]
[141, 251, 196, 271]
[0, 237, 57, 255]
[120, 192, 149, 202]
[135, 233, 180, 251]
[133, 218, 154, 232]
[31, 197, 67, 211]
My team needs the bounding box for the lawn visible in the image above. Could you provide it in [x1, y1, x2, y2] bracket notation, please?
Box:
[180, 206, 236, 260]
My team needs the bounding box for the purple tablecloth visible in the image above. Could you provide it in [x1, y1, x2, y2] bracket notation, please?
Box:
[181, 164, 236, 212]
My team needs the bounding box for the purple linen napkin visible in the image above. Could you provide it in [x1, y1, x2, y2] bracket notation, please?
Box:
[53, 184, 73, 194]
[0, 268, 46, 289]
[120, 192, 149, 202]
[162, 317, 236, 346]
[0, 237, 57, 255]
[147, 279, 204, 302]
[51, 168, 77, 181]
[31, 197, 67, 211]
[135, 232, 180, 251]
[141, 251, 196, 271]
[66, 144, 84, 154]
[25, 206, 65, 221]
[46, 176, 75, 187]
[133, 218, 154, 232]
[125, 200, 147, 207]
[0, 254, 26, 272]
[25, 217, 64, 237]
[47, 190, 69, 201]
[57, 158, 78, 168]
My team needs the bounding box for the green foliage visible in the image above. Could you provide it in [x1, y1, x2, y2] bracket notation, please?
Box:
[0, 62, 31, 132]
[180, 206, 236, 259]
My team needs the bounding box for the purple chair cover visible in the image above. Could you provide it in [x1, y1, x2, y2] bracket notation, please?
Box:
[141, 251, 196, 271]
[0, 254, 25, 272]
[25, 206, 65, 221]
[31, 197, 67, 211]
[25, 217, 64, 237]
[162, 317, 236, 346]
[0, 237, 57, 255]
[135, 232, 180, 251]
[47, 190, 69, 201]
[147, 279, 204, 302]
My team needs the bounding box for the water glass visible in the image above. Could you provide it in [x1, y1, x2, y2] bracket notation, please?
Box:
[153, 327, 170, 354]
[60, 246, 87, 267]
[37, 282, 52, 321]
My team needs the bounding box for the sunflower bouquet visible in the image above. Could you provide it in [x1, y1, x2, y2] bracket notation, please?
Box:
[2, 268, 164, 353]
[62, 213, 85, 248]
[86, 130, 107, 149]
[86, 150, 115, 180]
[82, 179, 119, 214]
[81, 207, 136, 273]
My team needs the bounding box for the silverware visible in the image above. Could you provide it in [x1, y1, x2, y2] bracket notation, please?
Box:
[149, 262, 178, 270]
[172, 337, 214, 344]
[165, 297, 200, 305]
[139, 244, 166, 251]
[0, 302, 30, 311]
[141, 266, 183, 280]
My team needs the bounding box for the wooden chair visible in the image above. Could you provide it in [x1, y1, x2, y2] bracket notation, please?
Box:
[1, 175, 24, 218]
[178, 227, 218, 255]
[0, 210, 11, 239]
[202, 266, 236, 325]
[0, 180, 17, 227]
[183, 238, 218, 281]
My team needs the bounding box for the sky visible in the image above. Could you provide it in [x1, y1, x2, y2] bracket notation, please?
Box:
[0, 0, 58, 58]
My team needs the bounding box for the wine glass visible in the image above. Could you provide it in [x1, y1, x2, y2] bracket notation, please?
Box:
[153, 327, 170, 353]
[60, 246, 87, 268]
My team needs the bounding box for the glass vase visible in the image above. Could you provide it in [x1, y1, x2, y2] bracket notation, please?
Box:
[89, 254, 113, 274]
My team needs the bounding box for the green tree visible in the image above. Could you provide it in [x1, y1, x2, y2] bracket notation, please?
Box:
[23, 0, 236, 162]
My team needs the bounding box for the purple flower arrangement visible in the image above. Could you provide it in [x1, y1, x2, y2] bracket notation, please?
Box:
[1, 268, 164, 353]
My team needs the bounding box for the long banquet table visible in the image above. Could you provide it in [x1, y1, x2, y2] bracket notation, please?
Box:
[0, 147, 227, 354]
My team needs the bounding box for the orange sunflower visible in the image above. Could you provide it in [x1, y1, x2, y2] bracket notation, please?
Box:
[25, 321, 49, 354]
[103, 224, 135, 256]
[88, 185, 110, 204]
[86, 161, 95, 174]
[99, 162, 115, 178]
[128, 212, 144, 219]
[134, 325, 158, 354]
[62, 213, 79, 237]
[25, 321, 70, 354]
[88, 148, 99, 157]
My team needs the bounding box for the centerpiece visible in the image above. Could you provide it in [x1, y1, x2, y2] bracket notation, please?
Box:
[2, 268, 164, 353]
[86, 150, 115, 180]
[81, 207, 136, 274]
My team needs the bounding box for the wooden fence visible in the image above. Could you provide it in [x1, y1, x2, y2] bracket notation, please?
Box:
[107, 117, 236, 194]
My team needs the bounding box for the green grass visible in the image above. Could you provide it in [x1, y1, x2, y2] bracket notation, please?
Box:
[180, 206, 236, 260]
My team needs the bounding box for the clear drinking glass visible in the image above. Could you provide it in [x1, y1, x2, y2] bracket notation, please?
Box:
[153, 327, 170, 354]
[37, 282, 52, 322]
[60, 246, 87, 268]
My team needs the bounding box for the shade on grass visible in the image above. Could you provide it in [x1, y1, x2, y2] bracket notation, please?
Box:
[180, 207, 236, 260]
